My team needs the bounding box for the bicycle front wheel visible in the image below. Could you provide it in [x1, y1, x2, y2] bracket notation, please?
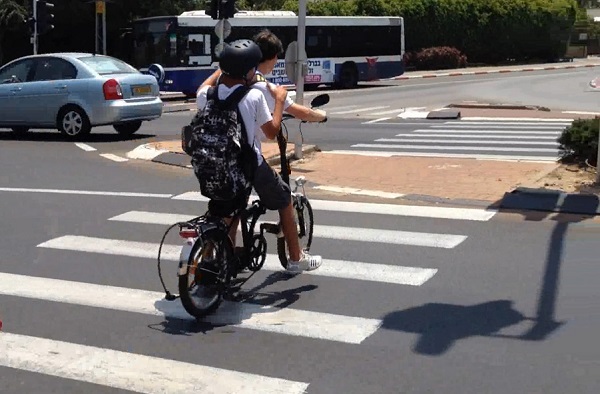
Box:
[178, 230, 233, 319]
[277, 195, 314, 269]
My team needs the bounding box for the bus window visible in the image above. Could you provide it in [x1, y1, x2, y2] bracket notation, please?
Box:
[185, 34, 212, 65]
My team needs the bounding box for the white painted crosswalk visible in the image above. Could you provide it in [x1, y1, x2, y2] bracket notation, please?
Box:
[0, 193, 497, 392]
[341, 119, 570, 162]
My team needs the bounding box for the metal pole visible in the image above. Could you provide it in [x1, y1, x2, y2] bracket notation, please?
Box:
[95, 4, 99, 54]
[102, 2, 107, 55]
[596, 116, 600, 184]
[294, 0, 307, 159]
[33, 0, 38, 55]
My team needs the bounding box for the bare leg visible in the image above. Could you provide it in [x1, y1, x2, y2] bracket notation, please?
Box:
[279, 201, 301, 261]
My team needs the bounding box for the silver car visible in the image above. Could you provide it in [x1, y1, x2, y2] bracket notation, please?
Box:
[0, 53, 163, 139]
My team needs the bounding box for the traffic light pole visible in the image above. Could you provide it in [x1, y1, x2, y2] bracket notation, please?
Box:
[95, 1, 107, 55]
[32, 0, 38, 55]
[294, 0, 307, 159]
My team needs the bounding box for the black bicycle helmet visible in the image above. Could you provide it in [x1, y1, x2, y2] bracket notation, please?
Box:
[219, 39, 262, 79]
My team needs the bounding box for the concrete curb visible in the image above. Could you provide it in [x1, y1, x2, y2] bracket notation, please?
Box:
[498, 187, 600, 215]
[445, 103, 545, 111]
[126, 143, 320, 170]
[394, 63, 600, 80]
[162, 103, 196, 113]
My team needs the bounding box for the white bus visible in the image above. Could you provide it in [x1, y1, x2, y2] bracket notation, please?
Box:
[124, 10, 405, 97]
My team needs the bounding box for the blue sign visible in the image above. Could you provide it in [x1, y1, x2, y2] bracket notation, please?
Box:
[148, 64, 165, 83]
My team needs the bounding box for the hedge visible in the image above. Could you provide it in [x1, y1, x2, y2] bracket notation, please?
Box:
[283, 0, 579, 64]
[558, 118, 600, 166]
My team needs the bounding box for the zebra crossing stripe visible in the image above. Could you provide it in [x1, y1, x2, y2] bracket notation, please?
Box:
[352, 143, 558, 153]
[324, 150, 557, 162]
[0, 332, 309, 393]
[36, 236, 438, 286]
[0, 272, 381, 344]
[375, 138, 560, 146]
[170, 195, 497, 221]
[108, 211, 467, 248]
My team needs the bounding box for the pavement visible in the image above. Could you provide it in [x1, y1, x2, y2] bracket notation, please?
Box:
[127, 104, 600, 216]
[148, 57, 600, 215]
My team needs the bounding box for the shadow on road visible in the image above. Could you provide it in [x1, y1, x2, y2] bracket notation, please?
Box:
[0, 130, 155, 143]
[383, 193, 599, 355]
[150, 271, 317, 336]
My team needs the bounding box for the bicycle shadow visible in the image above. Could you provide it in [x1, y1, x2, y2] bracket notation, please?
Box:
[150, 271, 317, 336]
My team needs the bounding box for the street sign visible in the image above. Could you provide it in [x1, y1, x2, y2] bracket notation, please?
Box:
[148, 64, 165, 83]
[284, 41, 306, 85]
[214, 19, 231, 40]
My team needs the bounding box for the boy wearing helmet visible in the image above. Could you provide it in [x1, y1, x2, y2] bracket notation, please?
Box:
[196, 39, 322, 273]
[199, 29, 327, 122]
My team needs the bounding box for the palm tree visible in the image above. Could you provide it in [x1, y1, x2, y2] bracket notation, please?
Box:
[0, 0, 28, 65]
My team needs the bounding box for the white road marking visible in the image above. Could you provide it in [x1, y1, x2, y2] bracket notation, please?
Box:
[363, 117, 392, 124]
[325, 150, 557, 162]
[0, 187, 172, 198]
[99, 153, 129, 162]
[331, 106, 388, 115]
[459, 117, 574, 122]
[0, 272, 381, 344]
[394, 133, 558, 140]
[351, 143, 558, 153]
[169, 194, 497, 221]
[74, 143, 96, 152]
[37, 235, 439, 285]
[445, 121, 571, 126]
[0, 332, 309, 394]
[108, 212, 467, 248]
[312, 185, 405, 198]
[431, 125, 564, 130]
[409, 129, 561, 135]
[374, 138, 559, 146]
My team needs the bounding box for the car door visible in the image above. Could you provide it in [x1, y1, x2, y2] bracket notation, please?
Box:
[26, 57, 78, 126]
[0, 58, 35, 125]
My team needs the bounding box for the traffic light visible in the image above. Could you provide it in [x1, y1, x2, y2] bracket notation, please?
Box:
[36, 0, 55, 35]
[209, 0, 236, 20]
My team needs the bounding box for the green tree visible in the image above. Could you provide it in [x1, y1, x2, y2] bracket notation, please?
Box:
[0, 0, 27, 65]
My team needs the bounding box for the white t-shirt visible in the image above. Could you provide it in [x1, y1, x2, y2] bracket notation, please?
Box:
[252, 71, 295, 113]
[196, 84, 272, 166]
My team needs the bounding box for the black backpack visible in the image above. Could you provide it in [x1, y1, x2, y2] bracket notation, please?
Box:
[181, 85, 257, 201]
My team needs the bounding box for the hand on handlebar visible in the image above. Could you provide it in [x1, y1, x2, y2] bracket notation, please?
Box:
[314, 108, 327, 123]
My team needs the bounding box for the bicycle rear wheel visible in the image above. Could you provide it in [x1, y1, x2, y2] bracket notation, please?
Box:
[178, 230, 233, 319]
[277, 195, 314, 269]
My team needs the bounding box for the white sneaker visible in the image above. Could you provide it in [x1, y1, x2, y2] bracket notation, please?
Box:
[287, 252, 322, 273]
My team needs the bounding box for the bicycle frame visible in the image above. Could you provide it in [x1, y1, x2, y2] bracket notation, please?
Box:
[157, 93, 329, 302]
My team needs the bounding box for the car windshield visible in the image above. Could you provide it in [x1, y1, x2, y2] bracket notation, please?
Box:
[78, 56, 139, 75]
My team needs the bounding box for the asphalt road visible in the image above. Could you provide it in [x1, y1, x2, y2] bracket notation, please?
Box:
[1, 130, 600, 393]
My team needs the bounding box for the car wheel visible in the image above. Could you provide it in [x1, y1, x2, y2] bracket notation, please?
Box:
[11, 127, 29, 134]
[113, 121, 142, 136]
[57, 105, 91, 140]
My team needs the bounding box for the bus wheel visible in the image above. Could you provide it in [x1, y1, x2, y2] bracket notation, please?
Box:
[339, 63, 358, 89]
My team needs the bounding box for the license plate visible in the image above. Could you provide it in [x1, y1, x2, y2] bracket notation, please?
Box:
[132, 85, 152, 96]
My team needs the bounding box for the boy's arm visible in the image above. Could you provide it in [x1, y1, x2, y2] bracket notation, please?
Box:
[260, 85, 287, 140]
[197, 69, 222, 94]
[284, 103, 327, 122]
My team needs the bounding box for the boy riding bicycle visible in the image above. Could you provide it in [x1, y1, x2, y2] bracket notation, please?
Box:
[195, 39, 322, 273]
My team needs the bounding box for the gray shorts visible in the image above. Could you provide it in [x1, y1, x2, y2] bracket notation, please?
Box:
[253, 159, 291, 210]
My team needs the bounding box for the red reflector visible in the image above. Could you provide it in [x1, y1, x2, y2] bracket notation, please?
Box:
[179, 229, 198, 238]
